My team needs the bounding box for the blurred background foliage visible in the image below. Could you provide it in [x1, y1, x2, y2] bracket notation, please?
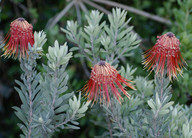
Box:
[0, 0, 191, 137]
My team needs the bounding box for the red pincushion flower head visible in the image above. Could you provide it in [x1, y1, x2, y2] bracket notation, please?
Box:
[2, 17, 34, 59]
[143, 32, 186, 80]
[82, 61, 136, 105]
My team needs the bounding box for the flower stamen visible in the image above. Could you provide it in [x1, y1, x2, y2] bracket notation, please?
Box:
[143, 32, 186, 80]
[81, 61, 135, 105]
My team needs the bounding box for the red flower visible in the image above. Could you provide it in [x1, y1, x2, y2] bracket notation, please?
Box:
[82, 61, 135, 105]
[143, 32, 186, 80]
[2, 17, 34, 58]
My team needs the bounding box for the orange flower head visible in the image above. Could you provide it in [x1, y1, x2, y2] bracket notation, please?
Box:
[82, 61, 136, 105]
[143, 32, 186, 80]
[2, 17, 34, 58]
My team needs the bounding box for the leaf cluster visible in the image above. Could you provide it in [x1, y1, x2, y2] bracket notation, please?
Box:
[14, 32, 90, 137]
[62, 8, 140, 65]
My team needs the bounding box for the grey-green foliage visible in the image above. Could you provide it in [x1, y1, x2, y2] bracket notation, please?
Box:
[13, 31, 47, 138]
[146, 75, 173, 138]
[91, 64, 192, 138]
[169, 104, 192, 138]
[119, 64, 137, 81]
[135, 76, 153, 99]
[92, 65, 149, 137]
[39, 41, 89, 135]
[14, 32, 90, 137]
[61, 8, 140, 65]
